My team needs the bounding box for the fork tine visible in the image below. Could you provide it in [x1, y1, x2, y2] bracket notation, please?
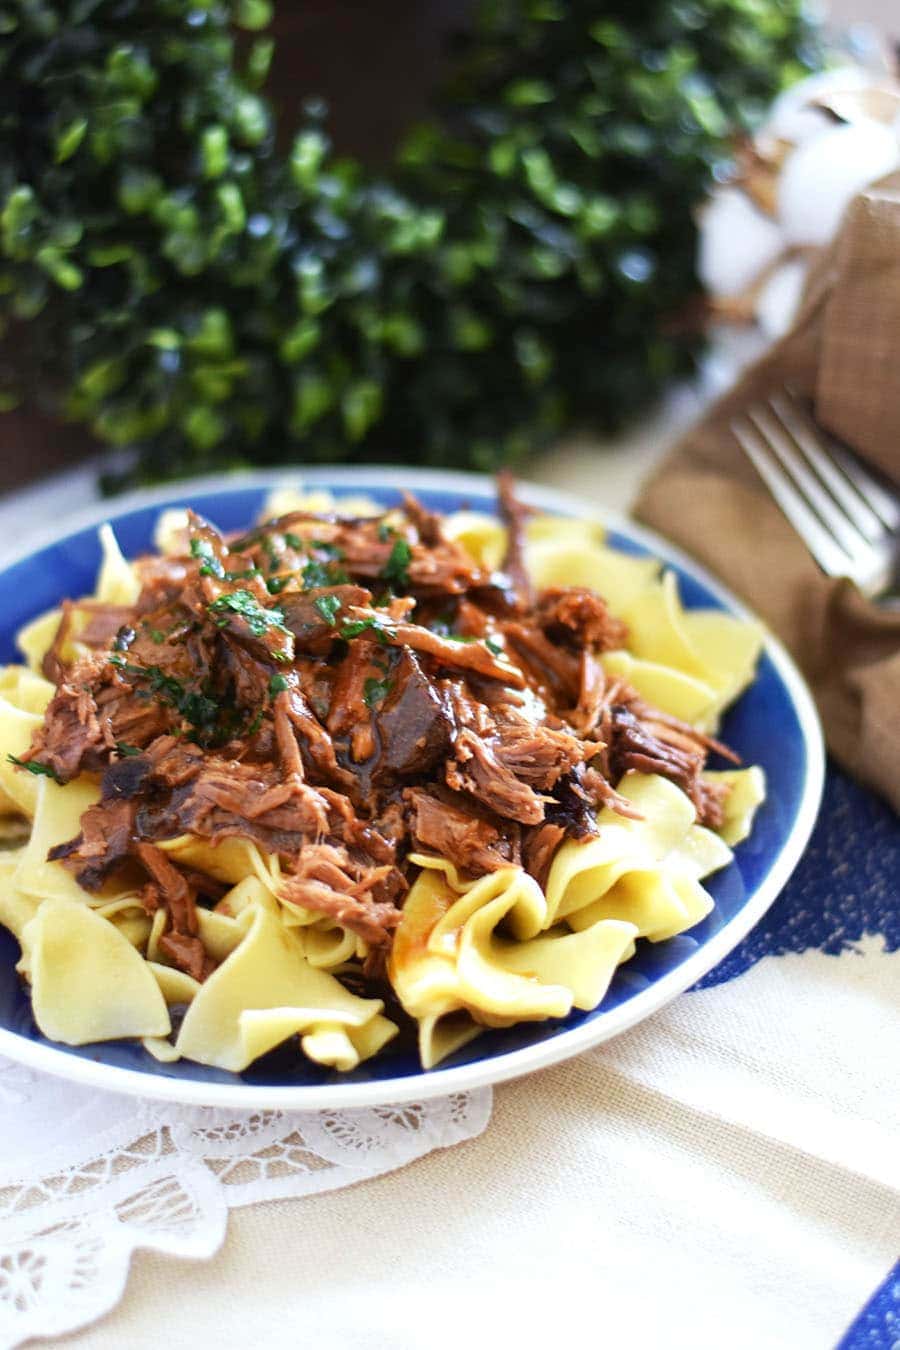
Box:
[731, 417, 853, 577]
[774, 390, 898, 538]
[818, 438, 900, 532]
[746, 404, 871, 562]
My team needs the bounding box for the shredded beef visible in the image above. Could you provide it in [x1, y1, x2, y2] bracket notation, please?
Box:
[280, 585, 372, 651]
[366, 650, 455, 783]
[17, 478, 743, 972]
[445, 728, 546, 826]
[405, 786, 521, 873]
[497, 469, 534, 610]
[278, 843, 405, 948]
[493, 715, 585, 790]
[136, 751, 333, 852]
[599, 703, 737, 827]
[502, 621, 581, 702]
[28, 654, 112, 782]
[77, 606, 136, 650]
[523, 822, 566, 890]
[48, 796, 136, 892]
[536, 587, 627, 652]
[135, 841, 214, 982]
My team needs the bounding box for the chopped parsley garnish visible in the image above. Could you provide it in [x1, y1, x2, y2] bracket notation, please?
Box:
[6, 754, 61, 781]
[268, 673, 290, 695]
[312, 539, 344, 559]
[106, 659, 222, 735]
[430, 618, 475, 643]
[179, 690, 220, 727]
[381, 537, 412, 589]
[190, 536, 225, 579]
[302, 558, 348, 589]
[265, 575, 292, 595]
[245, 708, 264, 736]
[363, 676, 393, 708]
[378, 522, 395, 543]
[313, 593, 341, 626]
[485, 637, 503, 656]
[339, 615, 389, 642]
[284, 532, 303, 549]
[148, 628, 166, 644]
[262, 532, 284, 568]
[207, 589, 289, 639]
[115, 741, 142, 757]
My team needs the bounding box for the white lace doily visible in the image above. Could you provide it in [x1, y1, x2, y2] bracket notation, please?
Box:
[0, 1055, 491, 1347]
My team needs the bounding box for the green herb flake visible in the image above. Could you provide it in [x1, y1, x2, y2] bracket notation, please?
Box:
[313, 593, 341, 626]
[148, 628, 166, 644]
[207, 589, 289, 639]
[110, 658, 224, 734]
[378, 522, 395, 543]
[363, 676, 392, 708]
[268, 673, 289, 695]
[190, 536, 226, 579]
[284, 532, 303, 549]
[7, 754, 61, 781]
[339, 615, 388, 641]
[382, 537, 412, 589]
[261, 533, 284, 571]
[302, 557, 348, 589]
[266, 574, 292, 595]
[485, 637, 503, 656]
[115, 741, 142, 757]
[311, 539, 344, 560]
[246, 708, 264, 736]
[179, 690, 220, 728]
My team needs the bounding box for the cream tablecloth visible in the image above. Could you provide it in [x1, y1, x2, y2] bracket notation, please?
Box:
[48, 941, 899, 1350]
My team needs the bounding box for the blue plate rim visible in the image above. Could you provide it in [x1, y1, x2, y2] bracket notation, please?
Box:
[0, 467, 825, 1109]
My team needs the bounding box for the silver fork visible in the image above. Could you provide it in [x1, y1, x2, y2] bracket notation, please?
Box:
[731, 387, 900, 599]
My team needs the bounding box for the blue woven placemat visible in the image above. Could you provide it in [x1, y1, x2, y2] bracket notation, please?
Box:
[696, 766, 898, 985]
[694, 764, 899, 1348]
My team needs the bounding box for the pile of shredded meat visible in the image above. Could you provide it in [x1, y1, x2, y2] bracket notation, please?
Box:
[19, 475, 737, 984]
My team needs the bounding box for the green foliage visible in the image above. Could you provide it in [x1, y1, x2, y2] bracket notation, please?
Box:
[0, 0, 820, 485]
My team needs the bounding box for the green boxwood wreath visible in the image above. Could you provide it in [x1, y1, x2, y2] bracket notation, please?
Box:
[0, 1, 820, 486]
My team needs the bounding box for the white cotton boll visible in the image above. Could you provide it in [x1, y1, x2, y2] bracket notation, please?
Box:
[777, 120, 900, 247]
[754, 258, 809, 339]
[697, 189, 784, 297]
[766, 66, 871, 144]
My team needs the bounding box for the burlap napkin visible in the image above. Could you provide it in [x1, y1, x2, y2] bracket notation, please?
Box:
[635, 172, 900, 813]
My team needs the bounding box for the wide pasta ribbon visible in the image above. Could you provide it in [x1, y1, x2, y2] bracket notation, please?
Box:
[392, 773, 765, 1068]
[390, 862, 638, 1070]
[18, 897, 171, 1045]
[172, 883, 396, 1072]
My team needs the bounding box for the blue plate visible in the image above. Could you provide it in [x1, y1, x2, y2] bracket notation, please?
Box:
[0, 469, 824, 1108]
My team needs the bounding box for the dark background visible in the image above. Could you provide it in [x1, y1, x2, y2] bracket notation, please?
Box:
[0, 0, 464, 493]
